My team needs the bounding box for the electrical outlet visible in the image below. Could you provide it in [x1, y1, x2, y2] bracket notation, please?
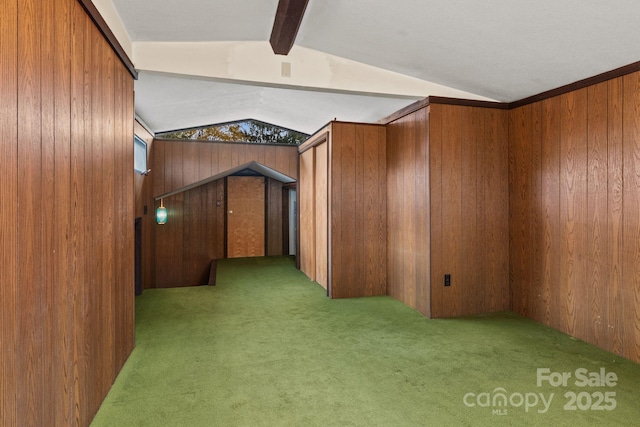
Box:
[444, 274, 451, 286]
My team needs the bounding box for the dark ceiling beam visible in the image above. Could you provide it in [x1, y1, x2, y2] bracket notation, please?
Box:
[269, 0, 310, 55]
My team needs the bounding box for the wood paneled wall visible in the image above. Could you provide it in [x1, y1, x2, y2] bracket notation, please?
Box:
[387, 105, 509, 318]
[153, 139, 298, 197]
[387, 107, 431, 316]
[134, 121, 155, 290]
[0, 0, 135, 425]
[509, 73, 640, 364]
[329, 123, 387, 298]
[430, 104, 510, 318]
[151, 141, 297, 287]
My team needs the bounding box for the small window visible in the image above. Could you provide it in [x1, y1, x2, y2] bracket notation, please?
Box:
[134, 135, 148, 174]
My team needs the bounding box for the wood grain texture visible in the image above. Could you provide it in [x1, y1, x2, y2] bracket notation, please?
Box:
[0, 0, 18, 424]
[509, 71, 640, 364]
[267, 178, 285, 256]
[559, 89, 588, 338]
[387, 109, 430, 316]
[622, 72, 640, 362]
[607, 77, 624, 356]
[227, 176, 266, 258]
[17, 0, 44, 422]
[329, 123, 387, 298]
[586, 82, 609, 347]
[299, 148, 316, 281]
[0, 0, 136, 423]
[314, 143, 328, 288]
[421, 104, 509, 318]
[540, 97, 561, 330]
[155, 140, 298, 195]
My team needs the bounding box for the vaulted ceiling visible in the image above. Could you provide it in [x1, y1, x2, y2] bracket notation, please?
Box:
[96, 0, 640, 134]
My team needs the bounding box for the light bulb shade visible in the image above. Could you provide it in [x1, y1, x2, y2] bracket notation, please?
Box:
[156, 206, 167, 224]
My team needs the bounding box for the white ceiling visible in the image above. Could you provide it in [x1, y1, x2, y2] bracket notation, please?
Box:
[107, 0, 640, 134]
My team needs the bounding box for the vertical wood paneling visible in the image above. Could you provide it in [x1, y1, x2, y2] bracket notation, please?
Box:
[314, 143, 328, 288]
[607, 77, 624, 355]
[70, 4, 87, 423]
[559, 89, 588, 338]
[540, 97, 561, 330]
[387, 111, 430, 315]
[586, 82, 609, 346]
[441, 105, 463, 316]
[328, 123, 386, 298]
[53, 0, 72, 422]
[461, 107, 478, 315]
[17, 0, 44, 423]
[622, 72, 640, 362]
[299, 148, 315, 280]
[386, 104, 510, 318]
[529, 103, 542, 322]
[509, 105, 532, 316]
[509, 71, 640, 364]
[0, 0, 135, 423]
[377, 125, 389, 300]
[402, 115, 416, 307]
[430, 107, 444, 317]
[485, 108, 510, 312]
[41, 1, 56, 421]
[0, 0, 18, 424]
[81, 10, 94, 423]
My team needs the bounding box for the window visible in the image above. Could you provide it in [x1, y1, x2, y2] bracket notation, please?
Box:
[155, 119, 309, 145]
[134, 135, 148, 174]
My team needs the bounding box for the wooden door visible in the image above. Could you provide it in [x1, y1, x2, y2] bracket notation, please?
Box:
[227, 176, 265, 258]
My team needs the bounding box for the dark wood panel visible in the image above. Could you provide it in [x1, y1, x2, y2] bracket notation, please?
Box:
[508, 72, 640, 365]
[528, 103, 542, 322]
[429, 106, 444, 317]
[267, 178, 284, 256]
[586, 82, 609, 347]
[440, 105, 464, 317]
[540, 97, 561, 330]
[0, 1, 135, 423]
[485, 108, 510, 312]
[333, 123, 358, 297]
[329, 123, 387, 298]
[53, 0, 73, 422]
[607, 77, 624, 355]
[559, 89, 588, 338]
[17, 0, 45, 422]
[460, 107, 478, 315]
[0, 0, 18, 424]
[509, 105, 532, 317]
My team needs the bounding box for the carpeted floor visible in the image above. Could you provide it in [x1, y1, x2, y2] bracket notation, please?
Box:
[92, 256, 640, 426]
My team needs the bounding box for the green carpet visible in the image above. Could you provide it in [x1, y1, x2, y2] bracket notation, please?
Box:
[92, 256, 640, 426]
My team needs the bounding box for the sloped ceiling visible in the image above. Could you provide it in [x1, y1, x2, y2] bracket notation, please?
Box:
[102, 0, 640, 134]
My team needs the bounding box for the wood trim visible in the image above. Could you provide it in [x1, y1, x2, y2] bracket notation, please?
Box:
[298, 128, 329, 153]
[381, 60, 640, 122]
[379, 96, 508, 125]
[269, 0, 309, 55]
[76, 0, 137, 79]
[510, 61, 640, 109]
